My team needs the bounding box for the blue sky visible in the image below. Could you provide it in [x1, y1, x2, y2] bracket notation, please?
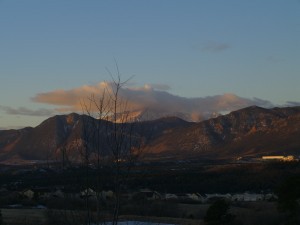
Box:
[0, 0, 300, 129]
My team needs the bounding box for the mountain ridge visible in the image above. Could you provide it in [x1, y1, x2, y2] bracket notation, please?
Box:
[1, 105, 300, 164]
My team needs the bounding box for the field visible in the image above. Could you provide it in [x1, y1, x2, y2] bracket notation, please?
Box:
[0, 201, 288, 225]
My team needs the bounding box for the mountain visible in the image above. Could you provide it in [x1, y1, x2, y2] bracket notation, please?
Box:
[1, 106, 300, 164]
[143, 106, 300, 159]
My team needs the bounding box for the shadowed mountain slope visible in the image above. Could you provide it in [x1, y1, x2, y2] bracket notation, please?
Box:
[1, 106, 300, 163]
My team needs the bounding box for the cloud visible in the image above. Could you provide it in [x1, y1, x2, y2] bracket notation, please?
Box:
[0, 125, 26, 130]
[148, 83, 171, 91]
[32, 82, 113, 112]
[285, 101, 300, 107]
[200, 41, 231, 53]
[32, 82, 275, 121]
[0, 106, 55, 117]
[128, 83, 171, 91]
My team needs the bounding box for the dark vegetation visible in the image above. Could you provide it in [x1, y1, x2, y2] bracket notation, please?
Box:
[129, 161, 300, 193]
[0, 208, 2, 225]
[276, 175, 300, 225]
[204, 199, 236, 225]
[1, 160, 300, 195]
[0, 161, 300, 225]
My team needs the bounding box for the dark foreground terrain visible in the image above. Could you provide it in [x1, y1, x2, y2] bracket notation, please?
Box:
[1, 159, 300, 194]
[0, 160, 300, 225]
[0, 202, 289, 225]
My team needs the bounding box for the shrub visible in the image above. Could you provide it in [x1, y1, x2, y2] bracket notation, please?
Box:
[204, 199, 235, 225]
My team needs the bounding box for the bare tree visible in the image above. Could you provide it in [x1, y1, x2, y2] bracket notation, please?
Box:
[80, 90, 110, 225]
[79, 105, 96, 225]
[79, 68, 145, 225]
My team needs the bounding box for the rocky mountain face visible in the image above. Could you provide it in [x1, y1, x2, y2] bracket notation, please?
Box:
[144, 106, 300, 159]
[0, 106, 300, 163]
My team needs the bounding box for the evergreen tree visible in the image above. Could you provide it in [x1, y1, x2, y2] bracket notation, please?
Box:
[277, 176, 300, 225]
[204, 199, 235, 225]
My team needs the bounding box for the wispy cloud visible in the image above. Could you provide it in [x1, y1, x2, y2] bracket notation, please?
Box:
[32, 82, 274, 121]
[147, 83, 171, 91]
[0, 125, 27, 130]
[199, 41, 231, 53]
[0, 106, 55, 117]
[285, 101, 300, 107]
[127, 83, 171, 91]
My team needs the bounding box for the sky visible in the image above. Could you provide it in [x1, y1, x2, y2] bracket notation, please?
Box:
[0, 0, 300, 129]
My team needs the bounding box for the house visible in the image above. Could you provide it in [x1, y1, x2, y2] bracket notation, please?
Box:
[262, 155, 295, 161]
[52, 189, 65, 198]
[152, 192, 204, 202]
[264, 193, 278, 201]
[174, 193, 197, 202]
[31, 187, 53, 199]
[165, 193, 178, 200]
[205, 193, 231, 202]
[20, 189, 35, 199]
[232, 193, 264, 202]
[186, 193, 203, 201]
[81, 188, 97, 198]
[176, 193, 189, 201]
[194, 193, 206, 203]
[100, 190, 115, 200]
[243, 193, 264, 201]
[132, 189, 162, 201]
[232, 194, 244, 201]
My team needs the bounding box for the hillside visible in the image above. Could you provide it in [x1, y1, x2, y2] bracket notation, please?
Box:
[144, 106, 300, 159]
[0, 106, 300, 163]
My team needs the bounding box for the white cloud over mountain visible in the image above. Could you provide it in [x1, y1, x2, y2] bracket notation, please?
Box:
[31, 82, 274, 122]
